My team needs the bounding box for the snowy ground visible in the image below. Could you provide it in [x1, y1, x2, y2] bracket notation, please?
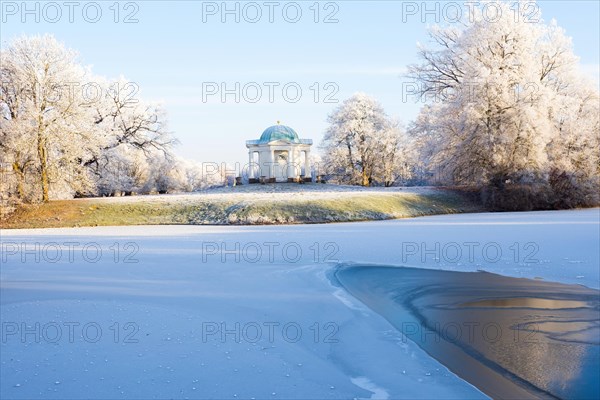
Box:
[1, 208, 598, 399]
[69, 184, 443, 204]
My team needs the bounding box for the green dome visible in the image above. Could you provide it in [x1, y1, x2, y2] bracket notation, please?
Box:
[258, 125, 300, 144]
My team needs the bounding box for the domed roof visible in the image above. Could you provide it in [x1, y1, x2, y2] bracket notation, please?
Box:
[258, 124, 300, 144]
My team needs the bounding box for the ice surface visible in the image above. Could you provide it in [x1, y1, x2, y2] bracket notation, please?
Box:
[1, 208, 598, 398]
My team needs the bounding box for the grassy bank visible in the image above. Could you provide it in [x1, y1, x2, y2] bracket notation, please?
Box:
[1, 186, 484, 229]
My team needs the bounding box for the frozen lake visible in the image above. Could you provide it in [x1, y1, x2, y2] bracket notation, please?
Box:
[1, 209, 599, 399]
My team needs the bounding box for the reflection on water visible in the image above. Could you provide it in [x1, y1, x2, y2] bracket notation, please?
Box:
[335, 265, 600, 399]
[460, 297, 590, 309]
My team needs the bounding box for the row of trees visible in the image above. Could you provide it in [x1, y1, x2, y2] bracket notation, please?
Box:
[320, 0, 599, 209]
[0, 35, 224, 211]
[2, 1, 598, 212]
[408, 0, 599, 209]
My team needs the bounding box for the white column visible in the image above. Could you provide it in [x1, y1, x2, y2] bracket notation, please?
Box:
[270, 148, 275, 179]
[287, 147, 295, 179]
[304, 149, 311, 181]
[259, 150, 267, 178]
[248, 151, 254, 179]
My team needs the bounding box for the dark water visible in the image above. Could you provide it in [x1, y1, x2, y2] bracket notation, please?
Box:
[335, 265, 600, 399]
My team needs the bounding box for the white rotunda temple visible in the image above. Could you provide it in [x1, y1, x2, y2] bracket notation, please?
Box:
[246, 123, 313, 183]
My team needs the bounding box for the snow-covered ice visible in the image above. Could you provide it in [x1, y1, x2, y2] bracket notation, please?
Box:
[1, 208, 598, 399]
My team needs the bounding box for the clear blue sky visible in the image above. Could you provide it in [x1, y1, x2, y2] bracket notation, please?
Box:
[2, 0, 599, 165]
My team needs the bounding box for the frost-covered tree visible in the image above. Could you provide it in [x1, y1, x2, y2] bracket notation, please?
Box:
[375, 119, 415, 187]
[177, 160, 226, 192]
[321, 93, 409, 186]
[92, 146, 147, 196]
[90, 77, 175, 166]
[544, 80, 600, 207]
[87, 78, 176, 195]
[408, 0, 599, 207]
[1, 34, 100, 202]
[0, 85, 36, 202]
[1, 35, 181, 204]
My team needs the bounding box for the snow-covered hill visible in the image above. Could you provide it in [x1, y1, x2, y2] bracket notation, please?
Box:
[2, 185, 482, 229]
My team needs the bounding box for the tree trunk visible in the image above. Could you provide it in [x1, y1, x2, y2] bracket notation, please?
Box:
[361, 168, 370, 187]
[37, 132, 49, 202]
[11, 161, 25, 200]
[345, 139, 355, 185]
[360, 153, 371, 187]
